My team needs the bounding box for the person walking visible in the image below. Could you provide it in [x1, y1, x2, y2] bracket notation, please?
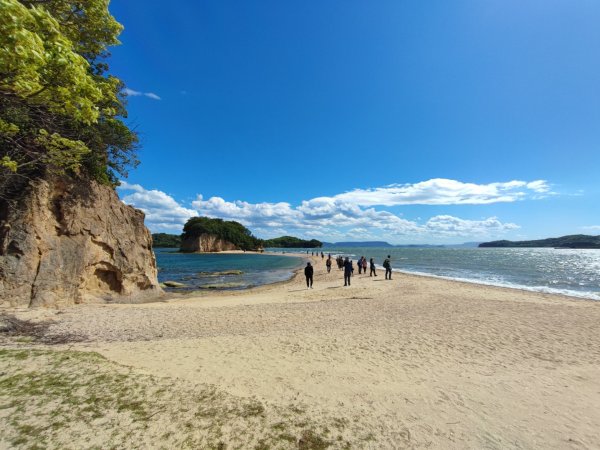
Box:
[326, 256, 332, 273]
[343, 257, 353, 286]
[357, 256, 363, 274]
[369, 257, 377, 277]
[304, 262, 314, 288]
[362, 257, 367, 274]
[383, 255, 392, 280]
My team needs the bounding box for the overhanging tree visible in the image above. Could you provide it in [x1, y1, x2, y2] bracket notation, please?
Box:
[0, 0, 138, 199]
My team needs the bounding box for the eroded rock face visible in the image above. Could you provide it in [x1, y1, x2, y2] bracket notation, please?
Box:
[0, 177, 162, 307]
[180, 234, 238, 253]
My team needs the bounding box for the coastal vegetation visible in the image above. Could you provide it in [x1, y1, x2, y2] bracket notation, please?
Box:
[0, 0, 139, 197]
[262, 236, 322, 248]
[479, 234, 600, 249]
[182, 217, 262, 251]
[169, 221, 324, 251]
[152, 233, 182, 248]
[0, 1, 161, 307]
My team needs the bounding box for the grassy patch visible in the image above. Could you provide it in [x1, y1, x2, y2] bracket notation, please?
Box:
[298, 429, 332, 449]
[0, 348, 364, 449]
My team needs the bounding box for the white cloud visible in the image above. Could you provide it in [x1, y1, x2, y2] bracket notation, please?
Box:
[424, 215, 519, 236]
[192, 195, 302, 229]
[118, 178, 530, 241]
[118, 180, 145, 193]
[334, 178, 551, 206]
[144, 92, 161, 100]
[526, 180, 550, 193]
[117, 182, 195, 231]
[581, 225, 600, 231]
[123, 87, 162, 100]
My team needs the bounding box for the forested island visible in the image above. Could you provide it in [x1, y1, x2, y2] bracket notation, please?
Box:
[153, 223, 322, 251]
[479, 234, 600, 249]
[181, 217, 261, 252]
[152, 233, 182, 248]
[262, 236, 322, 248]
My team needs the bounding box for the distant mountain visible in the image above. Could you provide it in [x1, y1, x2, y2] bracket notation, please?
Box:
[479, 234, 600, 249]
[324, 241, 394, 248]
[321, 241, 481, 248]
[445, 242, 482, 248]
[394, 244, 445, 248]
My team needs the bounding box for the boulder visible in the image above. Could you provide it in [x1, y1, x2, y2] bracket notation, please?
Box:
[197, 270, 243, 276]
[162, 281, 187, 288]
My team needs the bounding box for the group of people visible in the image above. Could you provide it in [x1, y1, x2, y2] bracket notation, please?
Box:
[304, 254, 394, 288]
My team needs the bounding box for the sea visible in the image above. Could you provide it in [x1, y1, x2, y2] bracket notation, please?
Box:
[154, 248, 304, 292]
[154, 247, 600, 301]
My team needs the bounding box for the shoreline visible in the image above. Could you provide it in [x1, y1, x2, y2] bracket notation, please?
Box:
[155, 254, 596, 311]
[2, 254, 600, 448]
[160, 249, 599, 303]
[393, 268, 600, 302]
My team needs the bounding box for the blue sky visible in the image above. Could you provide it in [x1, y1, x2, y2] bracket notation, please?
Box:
[110, 1, 600, 244]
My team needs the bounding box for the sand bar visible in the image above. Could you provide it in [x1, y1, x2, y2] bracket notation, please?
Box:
[2, 255, 600, 449]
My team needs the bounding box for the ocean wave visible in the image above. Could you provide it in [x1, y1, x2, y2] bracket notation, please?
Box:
[394, 268, 600, 301]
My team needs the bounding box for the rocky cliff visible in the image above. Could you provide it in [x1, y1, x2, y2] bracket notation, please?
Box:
[0, 177, 162, 307]
[180, 234, 239, 253]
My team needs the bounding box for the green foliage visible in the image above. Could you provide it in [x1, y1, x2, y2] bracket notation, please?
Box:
[182, 217, 262, 251]
[479, 234, 600, 249]
[152, 233, 182, 248]
[0, 0, 138, 197]
[1, 155, 17, 172]
[1, 0, 104, 123]
[34, 129, 90, 174]
[262, 236, 323, 248]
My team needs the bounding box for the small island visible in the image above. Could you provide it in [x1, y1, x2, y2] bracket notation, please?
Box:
[479, 234, 600, 249]
[180, 217, 262, 252]
[262, 236, 322, 248]
[153, 221, 323, 251]
[152, 233, 182, 248]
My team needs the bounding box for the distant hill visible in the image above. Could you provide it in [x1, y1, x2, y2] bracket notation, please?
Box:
[262, 236, 322, 248]
[479, 234, 600, 249]
[152, 233, 181, 248]
[321, 241, 478, 248]
[324, 241, 394, 248]
[394, 244, 445, 248]
[445, 242, 482, 248]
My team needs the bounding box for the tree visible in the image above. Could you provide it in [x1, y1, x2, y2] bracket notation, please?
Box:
[151, 233, 182, 248]
[262, 236, 323, 248]
[0, 0, 138, 199]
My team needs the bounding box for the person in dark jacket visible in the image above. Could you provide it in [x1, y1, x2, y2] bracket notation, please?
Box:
[383, 255, 392, 280]
[304, 262, 314, 288]
[343, 257, 353, 286]
[369, 257, 377, 277]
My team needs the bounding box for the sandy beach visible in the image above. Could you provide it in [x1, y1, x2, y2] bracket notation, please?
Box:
[2, 255, 600, 449]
